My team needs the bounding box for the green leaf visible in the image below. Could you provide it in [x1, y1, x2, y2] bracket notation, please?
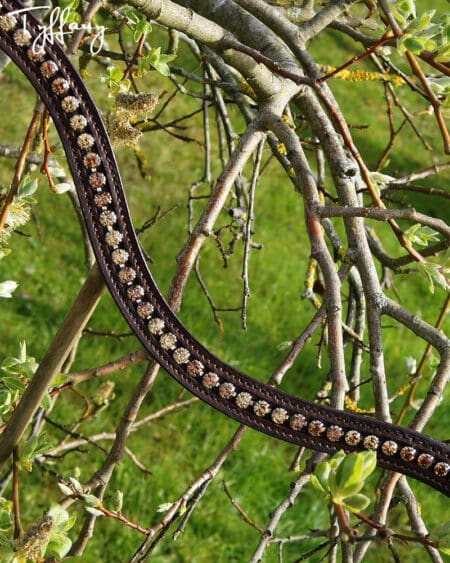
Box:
[397, 34, 436, 55]
[20, 433, 52, 464]
[329, 451, 345, 469]
[429, 77, 450, 96]
[1, 377, 26, 393]
[41, 393, 52, 411]
[331, 451, 376, 501]
[343, 493, 370, 513]
[120, 6, 140, 24]
[313, 461, 331, 493]
[405, 224, 440, 247]
[409, 10, 436, 33]
[60, 514, 77, 533]
[146, 47, 176, 77]
[394, 0, 417, 22]
[0, 509, 12, 533]
[46, 532, 72, 559]
[17, 176, 38, 198]
[334, 452, 364, 492]
[360, 451, 377, 480]
[436, 43, 450, 63]
[416, 23, 443, 41]
[101, 66, 124, 90]
[51, 373, 69, 387]
[369, 172, 395, 190]
[47, 504, 69, 527]
[310, 474, 326, 494]
[418, 262, 449, 294]
[133, 19, 152, 42]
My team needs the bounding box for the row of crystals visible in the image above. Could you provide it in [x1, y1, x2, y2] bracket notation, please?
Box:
[3, 9, 448, 482]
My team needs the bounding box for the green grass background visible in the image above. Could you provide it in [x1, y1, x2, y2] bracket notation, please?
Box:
[0, 6, 449, 562]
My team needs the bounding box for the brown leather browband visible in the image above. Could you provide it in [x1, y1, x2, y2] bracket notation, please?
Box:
[0, 0, 449, 496]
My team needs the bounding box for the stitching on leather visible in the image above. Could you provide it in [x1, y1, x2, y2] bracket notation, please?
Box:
[0, 0, 448, 495]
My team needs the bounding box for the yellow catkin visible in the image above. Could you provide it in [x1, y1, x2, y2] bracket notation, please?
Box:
[116, 92, 159, 117]
[277, 142, 287, 155]
[282, 113, 295, 128]
[323, 66, 406, 87]
[345, 396, 375, 414]
[109, 114, 142, 148]
[14, 515, 54, 560]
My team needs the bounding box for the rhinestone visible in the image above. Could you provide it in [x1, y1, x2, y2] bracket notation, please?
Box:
[236, 392, 253, 409]
[219, 382, 236, 399]
[127, 285, 144, 301]
[254, 400, 271, 417]
[0, 14, 17, 31]
[105, 230, 123, 247]
[363, 435, 379, 450]
[434, 462, 450, 477]
[381, 441, 398, 456]
[137, 302, 154, 319]
[89, 172, 106, 189]
[84, 152, 101, 169]
[187, 360, 204, 377]
[345, 430, 361, 446]
[118, 267, 136, 284]
[41, 60, 58, 78]
[52, 77, 70, 95]
[14, 29, 31, 46]
[417, 453, 434, 468]
[27, 48, 45, 61]
[271, 408, 288, 425]
[308, 420, 326, 436]
[61, 96, 80, 112]
[70, 115, 88, 131]
[327, 425, 344, 442]
[289, 414, 306, 431]
[400, 447, 416, 462]
[148, 318, 165, 335]
[77, 134, 94, 150]
[160, 333, 177, 350]
[111, 248, 129, 266]
[99, 210, 117, 227]
[94, 192, 112, 207]
[173, 347, 190, 365]
[203, 372, 219, 389]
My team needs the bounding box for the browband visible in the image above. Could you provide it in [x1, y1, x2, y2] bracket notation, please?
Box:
[0, 0, 449, 496]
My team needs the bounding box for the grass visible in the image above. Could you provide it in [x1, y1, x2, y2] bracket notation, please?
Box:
[0, 10, 449, 562]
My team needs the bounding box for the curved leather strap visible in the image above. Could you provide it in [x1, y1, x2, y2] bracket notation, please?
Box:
[0, 0, 449, 496]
